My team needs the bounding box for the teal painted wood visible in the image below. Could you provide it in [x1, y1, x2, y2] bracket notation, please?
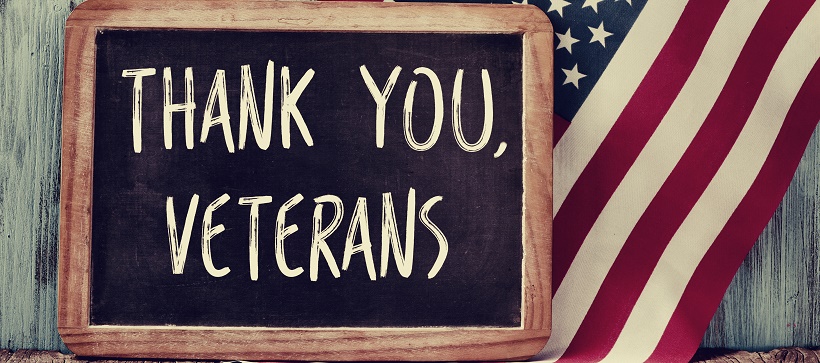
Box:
[0, 0, 818, 353]
[0, 0, 76, 352]
[701, 126, 820, 350]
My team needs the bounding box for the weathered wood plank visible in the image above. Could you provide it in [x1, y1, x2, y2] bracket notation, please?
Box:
[6, 348, 820, 363]
[693, 347, 820, 363]
[7, 350, 76, 363]
[0, 350, 212, 363]
[702, 125, 820, 350]
[0, 0, 77, 353]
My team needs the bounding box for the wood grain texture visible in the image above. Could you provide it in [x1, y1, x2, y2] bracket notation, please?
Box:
[702, 127, 820, 350]
[522, 30, 554, 333]
[57, 0, 552, 360]
[64, 0, 551, 32]
[58, 328, 549, 361]
[0, 0, 74, 352]
[1, 0, 820, 355]
[0, 349, 212, 363]
[693, 347, 820, 363]
[58, 21, 95, 334]
[6, 347, 820, 363]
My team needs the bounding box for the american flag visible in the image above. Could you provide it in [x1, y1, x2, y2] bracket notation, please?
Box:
[536, 0, 820, 361]
[378, 0, 820, 360]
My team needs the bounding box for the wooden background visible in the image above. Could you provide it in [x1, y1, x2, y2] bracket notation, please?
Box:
[1, 0, 818, 355]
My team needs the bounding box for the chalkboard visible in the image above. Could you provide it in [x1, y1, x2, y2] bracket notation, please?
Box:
[59, 1, 553, 361]
[92, 29, 524, 328]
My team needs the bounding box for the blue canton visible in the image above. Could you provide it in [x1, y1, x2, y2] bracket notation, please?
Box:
[543, 0, 646, 120]
[397, 0, 646, 121]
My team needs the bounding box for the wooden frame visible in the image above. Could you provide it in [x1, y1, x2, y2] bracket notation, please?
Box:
[59, 1, 553, 360]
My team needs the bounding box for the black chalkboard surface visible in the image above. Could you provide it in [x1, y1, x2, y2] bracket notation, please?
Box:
[91, 29, 524, 328]
[59, 1, 552, 360]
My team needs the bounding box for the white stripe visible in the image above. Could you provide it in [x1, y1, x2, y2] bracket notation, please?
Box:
[552, 1, 687, 215]
[532, 1, 766, 361]
[603, 3, 820, 362]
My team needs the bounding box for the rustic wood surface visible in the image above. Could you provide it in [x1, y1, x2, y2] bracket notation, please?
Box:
[1, 0, 820, 357]
[700, 127, 820, 350]
[4, 348, 820, 363]
[692, 347, 820, 363]
[0, 350, 207, 363]
[0, 0, 74, 353]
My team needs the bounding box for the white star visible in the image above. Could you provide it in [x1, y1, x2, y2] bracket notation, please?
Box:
[556, 28, 579, 54]
[562, 64, 586, 89]
[588, 21, 613, 47]
[548, 0, 571, 17]
[511, 0, 529, 4]
[582, 0, 604, 13]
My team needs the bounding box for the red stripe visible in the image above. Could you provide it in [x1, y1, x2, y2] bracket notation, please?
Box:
[551, 0, 728, 292]
[648, 59, 820, 363]
[557, 1, 813, 361]
[554, 113, 570, 145]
